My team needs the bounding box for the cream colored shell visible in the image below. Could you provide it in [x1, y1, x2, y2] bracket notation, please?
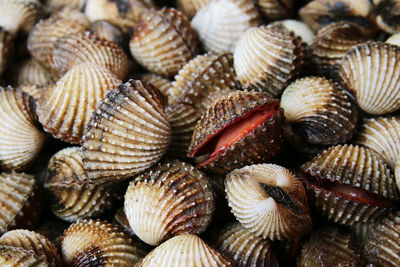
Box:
[14, 59, 53, 87]
[177, 0, 211, 18]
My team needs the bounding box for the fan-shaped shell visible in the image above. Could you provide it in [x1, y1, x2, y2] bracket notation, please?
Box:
[13, 59, 53, 87]
[191, 0, 261, 53]
[82, 79, 171, 184]
[0, 28, 13, 76]
[0, 245, 46, 266]
[136, 73, 172, 100]
[339, 42, 400, 115]
[177, 0, 211, 18]
[253, 0, 292, 20]
[270, 20, 314, 46]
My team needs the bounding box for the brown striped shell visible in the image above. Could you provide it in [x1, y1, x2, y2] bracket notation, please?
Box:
[90, 20, 124, 47]
[13, 59, 53, 86]
[136, 73, 172, 100]
[130, 7, 198, 78]
[199, 89, 233, 112]
[62, 219, 147, 267]
[82, 79, 171, 184]
[177, 0, 211, 18]
[339, 42, 400, 115]
[0, 245, 46, 266]
[270, 20, 314, 46]
[374, 0, 400, 33]
[124, 160, 214, 246]
[234, 24, 303, 97]
[253, 0, 292, 20]
[191, 0, 261, 53]
[0, 28, 13, 76]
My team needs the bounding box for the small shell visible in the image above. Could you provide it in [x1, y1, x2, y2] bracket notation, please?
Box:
[130, 7, 198, 78]
[191, 0, 261, 53]
[280, 76, 358, 145]
[62, 219, 147, 266]
[82, 79, 171, 184]
[386, 32, 400, 46]
[136, 234, 234, 266]
[234, 24, 303, 97]
[136, 73, 172, 99]
[225, 164, 312, 240]
[36, 63, 121, 144]
[90, 20, 124, 46]
[177, 0, 211, 19]
[0, 245, 46, 266]
[374, 0, 400, 33]
[339, 42, 400, 115]
[0, 28, 13, 76]
[18, 84, 43, 101]
[13, 59, 54, 86]
[0, 87, 45, 171]
[270, 20, 314, 46]
[124, 160, 214, 246]
[253, 0, 292, 20]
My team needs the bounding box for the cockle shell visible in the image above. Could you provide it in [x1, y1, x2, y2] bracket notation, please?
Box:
[191, 0, 261, 53]
[199, 89, 233, 112]
[374, 0, 400, 33]
[82, 79, 171, 184]
[18, 84, 43, 101]
[234, 24, 303, 97]
[0, 245, 46, 266]
[90, 20, 124, 47]
[46, 0, 87, 10]
[124, 160, 215, 246]
[136, 73, 172, 100]
[177, 0, 211, 19]
[339, 42, 400, 115]
[36, 63, 121, 144]
[270, 20, 314, 45]
[13, 59, 53, 87]
[0, 28, 13, 76]
[351, 221, 376, 246]
[253, 0, 292, 20]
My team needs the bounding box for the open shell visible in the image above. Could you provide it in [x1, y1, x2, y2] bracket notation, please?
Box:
[0, 28, 13, 76]
[0, 245, 46, 266]
[253, 0, 292, 20]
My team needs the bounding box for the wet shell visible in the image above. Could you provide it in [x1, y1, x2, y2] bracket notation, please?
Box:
[130, 7, 198, 78]
[214, 222, 278, 267]
[0, 87, 45, 171]
[270, 20, 314, 46]
[339, 42, 400, 115]
[0, 230, 61, 267]
[300, 144, 399, 225]
[253, 0, 292, 20]
[374, 0, 400, 33]
[124, 160, 214, 246]
[90, 20, 124, 46]
[82, 79, 171, 184]
[0, 28, 13, 76]
[136, 73, 172, 99]
[225, 164, 312, 240]
[191, 0, 261, 53]
[18, 84, 43, 101]
[62, 219, 147, 266]
[177, 0, 211, 19]
[0, 245, 46, 266]
[13, 59, 53, 87]
[52, 31, 129, 80]
[234, 24, 303, 97]
[280, 76, 358, 145]
[136, 234, 234, 266]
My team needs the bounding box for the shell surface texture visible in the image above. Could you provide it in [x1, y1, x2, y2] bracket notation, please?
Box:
[14, 59, 53, 87]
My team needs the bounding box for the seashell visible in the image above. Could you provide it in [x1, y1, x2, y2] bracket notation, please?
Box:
[82, 79, 171, 184]
[213, 222, 279, 267]
[136, 73, 172, 100]
[387, 32, 400, 46]
[45, 147, 120, 222]
[52, 31, 129, 80]
[51, 6, 90, 25]
[225, 164, 312, 240]
[37, 63, 121, 144]
[234, 24, 303, 97]
[13, 59, 54, 86]
[297, 226, 362, 267]
[0, 245, 46, 266]
[90, 20, 124, 47]
[46, 0, 87, 10]
[374, 0, 400, 33]
[187, 90, 284, 175]
[136, 234, 234, 266]
[364, 211, 400, 267]
[270, 20, 314, 46]
[199, 89, 233, 112]
[130, 7, 198, 78]
[0, 86, 45, 171]
[113, 208, 135, 236]
[0, 28, 13, 76]
[62, 219, 147, 266]
[0, 230, 61, 267]
[253, 0, 292, 20]
[300, 144, 399, 225]
[280, 76, 358, 145]
[177, 0, 211, 19]
[169, 52, 239, 109]
[339, 42, 400, 115]
[18, 84, 43, 101]
[191, 0, 261, 53]
[124, 160, 214, 246]
[350, 221, 376, 246]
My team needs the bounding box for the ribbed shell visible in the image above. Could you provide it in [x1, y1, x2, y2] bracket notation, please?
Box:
[136, 234, 234, 266]
[199, 89, 233, 112]
[270, 20, 314, 46]
[339, 42, 400, 115]
[0, 230, 61, 267]
[234, 24, 303, 97]
[62, 219, 147, 267]
[14, 59, 53, 87]
[45, 147, 118, 222]
[82, 79, 171, 184]
[0, 245, 46, 266]
[124, 160, 214, 246]
[280, 76, 358, 145]
[37, 63, 121, 144]
[375, 0, 400, 33]
[130, 7, 198, 78]
[36, 219, 70, 253]
[225, 164, 312, 240]
[253, 0, 292, 20]
[18, 84, 43, 101]
[351, 221, 376, 246]
[300, 144, 399, 225]
[0, 28, 13, 76]
[169, 52, 239, 108]
[177, 0, 211, 18]
[51, 6, 90, 25]
[214, 222, 278, 267]
[0, 87, 45, 171]
[137, 73, 172, 100]
[191, 0, 261, 53]
[52, 31, 129, 80]
[90, 20, 124, 46]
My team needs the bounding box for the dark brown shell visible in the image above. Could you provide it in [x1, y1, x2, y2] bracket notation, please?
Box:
[253, 0, 292, 20]
[374, 0, 400, 33]
[136, 73, 172, 100]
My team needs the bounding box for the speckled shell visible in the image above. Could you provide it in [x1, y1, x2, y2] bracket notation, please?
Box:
[300, 144, 399, 225]
[136, 234, 234, 266]
[37, 63, 121, 144]
[90, 20, 124, 46]
[0, 28, 13, 76]
[386, 32, 400, 46]
[297, 226, 362, 267]
[62, 219, 147, 266]
[130, 7, 198, 78]
[136, 73, 172, 100]
[18, 84, 43, 101]
[13, 59, 53, 87]
[234, 24, 303, 97]
[374, 0, 400, 33]
[339, 42, 400, 115]
[191, 0, 261, 53]
[0, 230, 61, 267]
[253, 0, 292, 20]
[280, 76, 358, 145]
[124, 160, 214, 246]
[199, 89, 233, 112]
[214, 222, 279, 267]
[225, 164, 312, 240]
[169, 52, 239, 108]
[0, 245, 46, 266]
[270, 20, 314, 46]
[82, 79, 171, 184]
[52, 31, 129, 80]
[0, 87, 45, 171]
[177, 0, 211, 18]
